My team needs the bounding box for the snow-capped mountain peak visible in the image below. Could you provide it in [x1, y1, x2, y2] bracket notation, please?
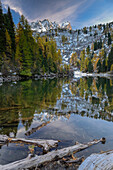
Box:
[31, 19, 72, 33]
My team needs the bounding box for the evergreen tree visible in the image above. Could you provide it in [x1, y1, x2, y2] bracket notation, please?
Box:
[86, 45, 90, 55]
[84, 57, 89, 72]
[103, 24, 105, 31]
[94, 41, 98, 51]
[98, 39, 102, 49]
[5, 29, 12, 58]
[108, 33, 111, 46]
[80, 50, 85, 71]
[6, 7, 16, 54]
[0, 1, 6, 53]
[101, 59, 106, 72]
[89, 26, 92, 32]
[97, 59, 101, 73]
[57, 49, 62, 70]
[110, 64, 113, 71]
[107, 47, 113, 71]
[88, 59, 93, 73]
[70, 52, 77, 66]
[83, 27, 87, 34]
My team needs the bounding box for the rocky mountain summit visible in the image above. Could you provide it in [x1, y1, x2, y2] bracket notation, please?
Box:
[31, 19, 72, 33]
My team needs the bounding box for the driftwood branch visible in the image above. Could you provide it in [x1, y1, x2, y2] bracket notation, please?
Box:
[0, 138, 103, 170]
[64, 156, 84, 164]
[25, 121, 50, 136]
[0, 135, 59, 152]
[79, 150, 113, 170]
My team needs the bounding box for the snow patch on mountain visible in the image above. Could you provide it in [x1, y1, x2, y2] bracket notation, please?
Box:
[31, 19, 72, 33]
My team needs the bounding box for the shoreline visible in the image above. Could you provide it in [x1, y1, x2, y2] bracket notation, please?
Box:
[74, 71, 113, 78]
[0, 71, 74, 83]
[1, 70, 113, 84]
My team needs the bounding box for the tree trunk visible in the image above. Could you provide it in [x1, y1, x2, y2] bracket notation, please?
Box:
[0, 135, 59, 152]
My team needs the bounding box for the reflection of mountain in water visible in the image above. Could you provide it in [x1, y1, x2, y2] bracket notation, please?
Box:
[1, 77, 113, 137]
[32, 78, 113, 125]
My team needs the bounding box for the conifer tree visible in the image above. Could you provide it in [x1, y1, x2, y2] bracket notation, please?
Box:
[108, 33, 112, 46]
[70, 52, 77, 66]
[107, 47, 113, 71]
[0, 1, 6, 53]
[84, 57, 89, 72]
[94, 41, 98, 51]
[101, 59, 106, 72]
[5, 29, 12, 58]
[97, 59, 101, 73]
[88, 59, 93, 73]
[57, 49, 62, 70]
[86, 45, 90, 55]
[80, 50, 85, 71]
[6, 7, 16, 54]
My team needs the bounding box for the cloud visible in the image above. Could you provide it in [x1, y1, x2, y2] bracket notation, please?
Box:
[33, 1, 86, 23]
[1, 0, 89, 23]
[2, 0, 113, 29]
[2, 0, 24, 16]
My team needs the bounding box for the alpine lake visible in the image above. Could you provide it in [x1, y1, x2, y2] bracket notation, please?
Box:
[1, 76, 113, 165]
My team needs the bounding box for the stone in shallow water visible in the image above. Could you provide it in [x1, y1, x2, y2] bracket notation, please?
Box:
[0, 135, 8, 144]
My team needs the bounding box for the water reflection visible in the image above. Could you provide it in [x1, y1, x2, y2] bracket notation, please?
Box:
[1, 77, 113, 164]
[1, 78, 113, 137]
[0, 79, 63, 136]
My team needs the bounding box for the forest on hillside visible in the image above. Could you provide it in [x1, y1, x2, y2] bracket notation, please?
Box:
[70, 43, 113, 73]
[1, 0, 113, 78]
[0, 1, 64, 77]
[69, 25, 113, 73]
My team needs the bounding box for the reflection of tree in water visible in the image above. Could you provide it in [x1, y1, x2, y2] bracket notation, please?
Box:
[70, 77, 113, 121]
[1, 77, 113, 137]
[0, 110, 18, 136]
[0, 79, 63, 136]
[32, 78, 113, 124]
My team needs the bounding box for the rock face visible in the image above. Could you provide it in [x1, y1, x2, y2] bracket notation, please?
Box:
[31, 19, 72, 33]
[61, 21, 72, 30]
[31, 19, 59, 33]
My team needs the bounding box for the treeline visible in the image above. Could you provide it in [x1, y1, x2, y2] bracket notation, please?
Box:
[0, 2, 62, 76]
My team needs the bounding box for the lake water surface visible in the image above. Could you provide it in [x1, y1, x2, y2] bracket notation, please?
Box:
[1, 77, 113, 165]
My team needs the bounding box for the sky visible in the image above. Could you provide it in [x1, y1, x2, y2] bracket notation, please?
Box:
[1, 0, 113, 29]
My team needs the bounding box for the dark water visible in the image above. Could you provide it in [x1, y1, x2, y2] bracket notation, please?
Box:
[1, 77, 113, 165]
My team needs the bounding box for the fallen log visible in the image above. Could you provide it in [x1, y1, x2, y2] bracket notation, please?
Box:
[78, 150, 113, 170]
[10, 138, 58, 152]
[25, 121, 50, 136]
[0, 138, 103, 170]
[0, 135, 59, 152]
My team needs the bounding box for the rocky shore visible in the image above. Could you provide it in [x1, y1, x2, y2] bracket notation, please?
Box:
[0, 70, 74, 84]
